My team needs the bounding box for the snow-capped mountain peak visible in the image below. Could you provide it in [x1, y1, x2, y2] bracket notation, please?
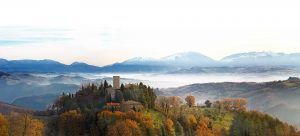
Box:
[221, 51, 286, 62]
[161, 51, 210, 61]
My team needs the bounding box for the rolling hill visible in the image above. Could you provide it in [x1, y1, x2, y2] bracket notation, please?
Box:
[0, 101, 34, 115]
[159, 77, 300, 128]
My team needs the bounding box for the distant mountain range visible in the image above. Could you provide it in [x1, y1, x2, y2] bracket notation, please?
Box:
[0, 59, 101, 73]
[2, 51, 300, 73]
[221, 52, 300, 67]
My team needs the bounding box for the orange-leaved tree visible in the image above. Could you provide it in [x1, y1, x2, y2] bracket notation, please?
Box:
[196, 117, 213, 136]
[107, 119, 142, 136]
[185, 95, 196, 107]
[166, 118, 175, 136]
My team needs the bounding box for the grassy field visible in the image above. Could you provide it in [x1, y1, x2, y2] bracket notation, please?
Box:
[142, 109, 166, 129]
[212, 112, 234, 130]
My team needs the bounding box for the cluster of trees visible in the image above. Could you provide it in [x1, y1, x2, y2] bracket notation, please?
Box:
[155, 95, 196, 118]
[155, 95, 215, 136]
[46, 81, 156, 135]
[50, 110, 157, 136]
[122, 82, 157, 109]
[154, 96, 300, 136]
[98, 110, 154, 136]
[215, 98, 248, 112]
[0, 113, 44, 136]
[51, 81, 156, 114]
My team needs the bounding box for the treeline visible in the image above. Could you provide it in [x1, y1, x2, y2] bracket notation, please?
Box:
[230, 111, 299, 136]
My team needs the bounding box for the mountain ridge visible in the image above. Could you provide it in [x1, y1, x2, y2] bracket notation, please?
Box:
[2, 51, 300, 73]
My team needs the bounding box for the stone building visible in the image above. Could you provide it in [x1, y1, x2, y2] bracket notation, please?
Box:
[113, 76, 120, 89]
[120, 100, 144, 112]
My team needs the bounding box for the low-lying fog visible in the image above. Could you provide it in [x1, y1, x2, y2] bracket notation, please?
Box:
[33, 72, 300, 88]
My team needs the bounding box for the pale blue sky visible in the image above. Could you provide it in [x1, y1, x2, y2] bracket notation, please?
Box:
[0, 0, 300, 66]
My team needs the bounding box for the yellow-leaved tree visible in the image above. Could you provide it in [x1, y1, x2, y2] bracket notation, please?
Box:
[8, 112, 44, 136]
[0, 113, 9, 136]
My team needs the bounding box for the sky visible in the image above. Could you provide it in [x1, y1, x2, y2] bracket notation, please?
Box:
[1, 0, 300, 66]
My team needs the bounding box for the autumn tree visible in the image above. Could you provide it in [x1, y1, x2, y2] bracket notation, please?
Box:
[180, 114, 197, 136]
[155, 96, 171, 116]
[220, 98, 247, 111]
[169, 96, 184, 118]
[26, 119, 44, 136]
[195, 117, 213, 136]
[141, 114, 154, 129]
[8, 112, 44, 136]
[155, 96, 185, 118]
[58, 110, 84, 136]
[166, 118, 175, 136]
[0, 113, 8, 136]
[107, 119, 142, 136]
[185, 95, 196, 107]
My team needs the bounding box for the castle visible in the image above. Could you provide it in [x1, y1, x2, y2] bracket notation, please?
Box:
[105, 76, 143, 112]
[113, 76, 120, 89]
[107, 76, 120, 100]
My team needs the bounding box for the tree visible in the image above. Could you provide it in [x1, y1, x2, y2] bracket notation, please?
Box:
[120, 84, 125, 92]
[107, 119, 142, 136]
[104, 80, 109, 89]
[187, 114, 197, 127]
[26, 119, 44, 136]
[180, 114, 197, 136]
[196, 117, 213, 136]
[170, 96, 183, 108]
[220, 98, 247, 111]
[205, 100, 212, 108]
[8, 112, 44, 136]
[155, 96, 171, 116]
[58, 110, 84, 136]
[141, 114, 154, 129]
[166, 118, 175, 136]
[0, 113, 8, 136]
[185, 95, 196, 107]
[115, 90, 124, 102]
[169, 96, 184, 118]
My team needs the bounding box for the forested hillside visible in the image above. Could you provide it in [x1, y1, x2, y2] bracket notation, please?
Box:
[159, 77, 300, 128]
[0, 81, 299, 136]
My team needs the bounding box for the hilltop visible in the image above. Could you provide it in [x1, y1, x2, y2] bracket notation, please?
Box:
[159, 77, 300, 128]
[1, 78, 300, 136]
[0, 101, 34, 114]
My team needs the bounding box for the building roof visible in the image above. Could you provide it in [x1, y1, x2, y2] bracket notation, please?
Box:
[106, 102, 120, 106]
[122, 100, 142, 105]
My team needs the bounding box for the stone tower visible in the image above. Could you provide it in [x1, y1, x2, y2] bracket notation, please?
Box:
[113, 76, 120, 89]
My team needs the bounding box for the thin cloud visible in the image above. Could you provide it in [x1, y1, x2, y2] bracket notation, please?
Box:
[0, 26, 72, 46]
